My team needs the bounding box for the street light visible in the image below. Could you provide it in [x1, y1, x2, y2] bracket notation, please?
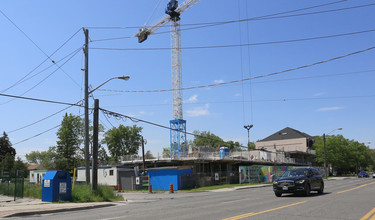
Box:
[323, 128, 342, 177]
[84, 75, 130, 190]
[89, 76, 130, 94]
[244, 125, 254, 150]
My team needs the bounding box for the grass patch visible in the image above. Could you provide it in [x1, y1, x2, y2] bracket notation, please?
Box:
[71, 184, 123, 202]
[13, 182, 123, 202]
[24, 182, 42, 199]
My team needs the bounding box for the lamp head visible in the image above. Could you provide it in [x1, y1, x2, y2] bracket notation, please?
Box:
[117, 76, 130, 81]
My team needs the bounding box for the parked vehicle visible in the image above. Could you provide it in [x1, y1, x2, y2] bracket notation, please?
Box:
[273, 168, 324, 197]
[373, 172, 375, 178]
[358, 171, 369, 178]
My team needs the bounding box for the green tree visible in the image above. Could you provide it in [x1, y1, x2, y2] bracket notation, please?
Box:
[313, 135, 373, 174]
[14, 157, 28, 178]
[224, 140, 243, 151]
[192, 131, 224, 149]
[145, 150, 155, 159]
[162, 147, 171, 158]
[98, 144, 109, 165]
[247, 142, 256, 150]
[102, 124, 143, 161]
[370, 149, 375, 170]
[0, 132, 16, 162]
[0, 153, 15, 171]
[26, 147, 58, 170]
[55, 113, 84, 172]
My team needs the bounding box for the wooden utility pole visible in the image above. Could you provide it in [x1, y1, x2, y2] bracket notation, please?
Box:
[83, 27, 90, 184]
[92, 99, 99, 191]
[142, 137, 146, 173]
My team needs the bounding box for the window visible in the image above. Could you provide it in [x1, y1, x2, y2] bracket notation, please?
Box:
[109, 170, 114, 176]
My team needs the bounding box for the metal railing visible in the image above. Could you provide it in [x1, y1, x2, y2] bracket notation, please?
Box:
[121, 150, 308, 165]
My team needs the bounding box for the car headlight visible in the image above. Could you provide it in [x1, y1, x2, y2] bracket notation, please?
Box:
[295, 180, 305, 184]
[273, 181, 278, 184]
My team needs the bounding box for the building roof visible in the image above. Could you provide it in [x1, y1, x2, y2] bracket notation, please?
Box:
[27, 163, 42, 170]
[259, 127, 313, 142]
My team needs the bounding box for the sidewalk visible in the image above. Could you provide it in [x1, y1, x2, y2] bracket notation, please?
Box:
[0, 196, 118, 218]
[0, 177, 352, 218]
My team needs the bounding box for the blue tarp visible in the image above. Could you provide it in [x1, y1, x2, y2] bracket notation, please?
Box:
[148, 168, 191, 191]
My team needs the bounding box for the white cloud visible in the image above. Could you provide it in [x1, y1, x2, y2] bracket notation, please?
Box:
[314, 92, 326, 97]
[186, 104, 210, 117]
[317, 106, 343, 112]
[234, 93, 241, 97]
[185, 94, 198, 103]
[214, 79, 224, 83]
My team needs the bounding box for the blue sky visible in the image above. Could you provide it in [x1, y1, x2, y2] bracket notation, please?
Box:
[1, 0, 374, 160]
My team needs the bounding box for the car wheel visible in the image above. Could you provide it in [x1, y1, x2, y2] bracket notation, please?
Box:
[317, 182, 324, 194]
[304, 184, 311, 196]
[275, 192, 282, 197]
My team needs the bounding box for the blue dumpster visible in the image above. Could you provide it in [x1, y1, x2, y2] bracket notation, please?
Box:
[219, 147, 229, 159]
[42, 171, 72, 202]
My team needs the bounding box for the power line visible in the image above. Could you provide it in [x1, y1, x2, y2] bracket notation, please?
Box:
[19, 47, 83, 87]
[0, 93, 83, 107]
[96, 46, 375, 94]
[100, 108, 244, 148]
[101, 94, 375, 109]
[0, 47, 82, 106]
[7, 100, 84, 134]
[0, 9, 56, 63]
[0, 9, 82, 90]
[88, 1, 370, 42]
[100, 108, 200, 138]
[90, 28, 375, 51]
[12, 125, 61, 146]
[0, 29, 82, 93]
[98, 69, 375, 96]
[12, 112, 88, 146]
[88, 0, 348, 31]
[174, 2, 375, 33]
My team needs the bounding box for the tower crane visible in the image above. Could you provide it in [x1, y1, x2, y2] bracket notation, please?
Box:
[136, 0, 201, 156]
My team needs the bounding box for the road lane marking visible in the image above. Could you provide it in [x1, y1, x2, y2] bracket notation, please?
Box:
[222, 201, 307, 220]
[337, 182, 375, 194]
[360, 207, 375, 220]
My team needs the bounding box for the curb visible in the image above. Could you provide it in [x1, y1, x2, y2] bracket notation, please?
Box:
[3, 203, 115, 218]
[235, 184, 272, 190]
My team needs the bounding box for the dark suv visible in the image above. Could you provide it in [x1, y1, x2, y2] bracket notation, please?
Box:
[273, 168, 324, 197]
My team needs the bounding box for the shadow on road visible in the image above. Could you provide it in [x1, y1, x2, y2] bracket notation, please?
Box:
[277, 192, 331, 198]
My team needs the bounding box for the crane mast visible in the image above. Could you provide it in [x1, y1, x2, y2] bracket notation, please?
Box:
[170, 18, 182, 120]
[136, 0, 200, 157]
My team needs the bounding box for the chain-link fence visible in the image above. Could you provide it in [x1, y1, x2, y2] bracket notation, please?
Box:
[0, 171, 24, 201]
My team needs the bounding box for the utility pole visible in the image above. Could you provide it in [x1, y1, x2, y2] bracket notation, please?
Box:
[142, 137, 146, 174]
[244, 125, 254, 150]
[83, 27, 90, 184]
[323, 133, 327, 177]
[92, 99, 99, 191]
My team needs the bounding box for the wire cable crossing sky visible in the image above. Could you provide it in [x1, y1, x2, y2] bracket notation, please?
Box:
[0, 0, 374, 159]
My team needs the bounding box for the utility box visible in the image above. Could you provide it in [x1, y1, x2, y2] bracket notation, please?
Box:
[42, 171, 72, 202]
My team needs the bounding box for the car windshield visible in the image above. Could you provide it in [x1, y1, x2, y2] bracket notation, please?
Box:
[282, 169, 308, 177]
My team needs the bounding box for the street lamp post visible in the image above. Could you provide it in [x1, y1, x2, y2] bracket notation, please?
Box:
[323, 128, 342, 177]
[244, 125, 253, 150]
[86, 76, 130, 191]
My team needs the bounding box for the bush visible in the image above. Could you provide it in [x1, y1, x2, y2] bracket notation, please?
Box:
[22, 182, 123, 202]
[24, 182, 42, 199]
[71, 184, 123, 202]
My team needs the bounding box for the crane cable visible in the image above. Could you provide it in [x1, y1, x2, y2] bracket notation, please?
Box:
[143, 0, 164, 28]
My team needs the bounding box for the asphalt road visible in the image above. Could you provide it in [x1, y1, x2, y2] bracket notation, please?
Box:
[14, 178, 375, 220]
